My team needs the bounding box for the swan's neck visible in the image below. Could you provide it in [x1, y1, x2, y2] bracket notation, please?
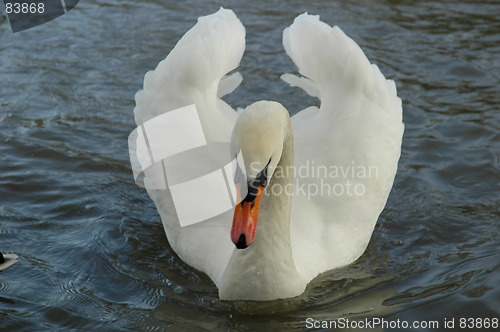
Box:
[219, 127, 306, 300]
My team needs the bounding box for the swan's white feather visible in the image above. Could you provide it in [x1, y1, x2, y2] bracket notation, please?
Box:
[283, 14, 404, 280]
[281, 73, 320, 98]
[134, 7, 243, 141]
[133, 8, 245, 286]
[217, 72, 243, 98]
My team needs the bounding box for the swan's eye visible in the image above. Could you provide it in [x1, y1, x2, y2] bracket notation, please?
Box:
[256, 158, 271, 187]
[243, 158, 271, 203]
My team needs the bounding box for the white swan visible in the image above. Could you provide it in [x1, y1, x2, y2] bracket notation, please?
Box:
[133, 8, 403, 301]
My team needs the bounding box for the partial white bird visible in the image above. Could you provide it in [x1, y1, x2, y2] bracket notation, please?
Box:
[133, 8, 403, 301]
[0, 253, 18, 271]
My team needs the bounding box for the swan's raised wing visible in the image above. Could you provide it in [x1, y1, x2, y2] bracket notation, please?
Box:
[282, 14, 404, 280]
[132, 8, 245, 286]
[134, 8, 243, 141]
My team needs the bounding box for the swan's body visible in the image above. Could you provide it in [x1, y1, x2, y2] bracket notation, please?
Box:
[133, 9, 403, 301]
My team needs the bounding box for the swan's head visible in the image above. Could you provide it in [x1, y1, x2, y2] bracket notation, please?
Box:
[230, 101, 291, 249]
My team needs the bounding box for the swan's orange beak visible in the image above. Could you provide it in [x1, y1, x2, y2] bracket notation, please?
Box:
[231, 185, 264, 249]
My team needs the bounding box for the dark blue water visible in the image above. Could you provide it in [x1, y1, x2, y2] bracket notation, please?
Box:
[1, 0, 498, 330]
